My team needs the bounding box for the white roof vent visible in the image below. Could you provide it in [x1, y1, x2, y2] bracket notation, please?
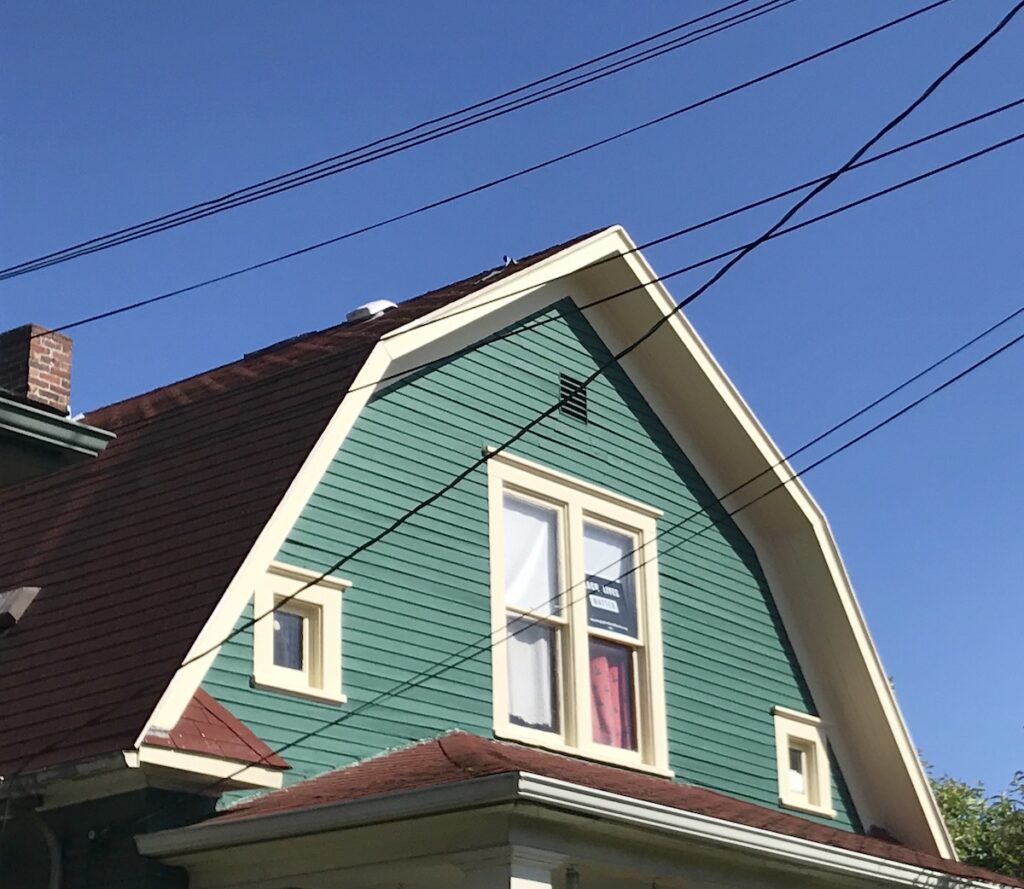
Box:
[0, 586, 40, 635]
[346, 300, 397, 323]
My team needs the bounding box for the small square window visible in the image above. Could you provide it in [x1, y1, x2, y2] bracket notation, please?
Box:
[252, 562, 349, 703]
[773, 706, 836, 817]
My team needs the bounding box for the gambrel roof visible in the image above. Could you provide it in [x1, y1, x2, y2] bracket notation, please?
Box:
[0, 232, 598, 780]
[146, 733, 1018, 888]
[0, 226, 953, 860]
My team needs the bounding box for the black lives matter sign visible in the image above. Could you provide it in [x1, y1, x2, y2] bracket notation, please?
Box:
[585, 574, 638, 638]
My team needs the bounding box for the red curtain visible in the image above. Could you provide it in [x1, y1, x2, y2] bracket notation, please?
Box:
[590, 642, 636, 750]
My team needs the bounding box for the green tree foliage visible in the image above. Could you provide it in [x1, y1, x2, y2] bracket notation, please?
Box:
[931, 772, 1024, 879]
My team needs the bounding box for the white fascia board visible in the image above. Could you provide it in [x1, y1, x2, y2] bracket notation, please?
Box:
[133, 229, 619, 746]
[131, 224, 947, 853]
[137, 772, 521, 858]
[134, 344, 395, 740]
[137, 745, 284, 790]
[515, 773, 999, 889]
[580, 228, 952, 856]
[139, 770, 1004, 889]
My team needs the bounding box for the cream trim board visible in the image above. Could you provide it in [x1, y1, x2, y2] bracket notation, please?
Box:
[136, 344, 392, 741]
[267, 560, 350, 591]
[133, 224, 949, 854]
[137, 745, 285, 790]
[483, 448, 663, 519]
[488, 451, 670, 774]
[772, 707, 836, 818]
[252, 564, 348, 703]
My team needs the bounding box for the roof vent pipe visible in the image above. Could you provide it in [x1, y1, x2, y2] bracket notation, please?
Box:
[345, 300, 397, 323]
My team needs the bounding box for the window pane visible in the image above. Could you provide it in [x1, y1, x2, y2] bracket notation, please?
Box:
[590, 638, 637, 750]
[507, 617, 558, 733]
[273, 610, 304, 671]
[789, 746, 807, 795]
[503, 496, 559, 616]
[584, 523, 638, 638]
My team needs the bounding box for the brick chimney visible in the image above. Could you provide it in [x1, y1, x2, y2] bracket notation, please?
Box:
[0, 324, 73, 416]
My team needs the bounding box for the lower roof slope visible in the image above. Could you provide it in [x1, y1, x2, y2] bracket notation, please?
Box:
[212, 732, 1017, 887]
[143, 690, 289, 770]
[0, 232, 598, 781]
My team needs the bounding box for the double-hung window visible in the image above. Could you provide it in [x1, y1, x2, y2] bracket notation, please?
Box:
[487, 450, 669, 772]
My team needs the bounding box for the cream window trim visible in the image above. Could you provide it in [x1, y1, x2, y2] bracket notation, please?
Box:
[773, 706, 836, 818]
[487, 450, 670, 774]
[252, 562, 349, 703]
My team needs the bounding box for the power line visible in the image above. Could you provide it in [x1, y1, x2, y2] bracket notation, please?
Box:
[158, 0, 1024, 795]
[14, 0, 948, 316]
[4, 0, 1019, 791]
[170, 288, 1024, 804]
[28, 0, 983, 344]
[3, 126, 1019, 529]
[0, 0, 796, 280]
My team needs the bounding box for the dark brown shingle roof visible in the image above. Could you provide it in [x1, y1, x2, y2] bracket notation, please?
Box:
[215, 732, 1021, 888]
[0, 231, 602, 780]
[143, 689, 289, 770]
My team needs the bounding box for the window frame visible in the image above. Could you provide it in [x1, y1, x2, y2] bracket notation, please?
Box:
[252, 561, 349, 703]
[487, 449, 669, 774]
[772, 705, 836, 817]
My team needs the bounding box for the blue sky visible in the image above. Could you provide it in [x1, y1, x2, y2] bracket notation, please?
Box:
[3, 1, 1021, 794]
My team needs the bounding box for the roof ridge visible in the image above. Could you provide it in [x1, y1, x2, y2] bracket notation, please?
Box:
[80, 226, 611, 429]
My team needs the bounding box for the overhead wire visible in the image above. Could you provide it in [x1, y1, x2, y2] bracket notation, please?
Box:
[153, 0, 1024, 795]
[33, 89, 1024, 344]
[3, 0, 1021, 797]
[0, 0, 796, 280]
[1, 124, 1019, 526]
[18, 0, 954, 334]
[168, 290, 1024, 805]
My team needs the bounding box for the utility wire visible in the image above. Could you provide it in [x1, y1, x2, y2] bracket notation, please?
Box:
[0, 0, 795, 280]
[8, 125, 1021, 799]
[172, 291, 1024, 804]
[4, 126, 1020, 528]
[17, 0, 949, 328]
[160, 0, 1024, 795]
[3, 122, 1019, 542]
[34, 89, 1023, 343]
[4, 0, 1020, 787]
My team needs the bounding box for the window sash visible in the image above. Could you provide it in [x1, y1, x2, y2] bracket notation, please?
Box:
[488, 451, 667, 772]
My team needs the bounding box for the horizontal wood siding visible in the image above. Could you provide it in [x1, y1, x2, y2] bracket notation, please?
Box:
[204, 299, 860, 829]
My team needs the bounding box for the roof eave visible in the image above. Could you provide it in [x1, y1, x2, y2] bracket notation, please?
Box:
[137, 771, 1009, 889]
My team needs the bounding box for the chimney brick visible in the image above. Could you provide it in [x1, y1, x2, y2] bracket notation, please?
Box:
[0, 324, 73, 415]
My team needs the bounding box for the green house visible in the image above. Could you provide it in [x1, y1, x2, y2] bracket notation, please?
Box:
[0, 228, 997, 888]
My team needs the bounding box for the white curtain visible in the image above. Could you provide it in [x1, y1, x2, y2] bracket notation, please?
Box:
[503, 495, 558, 615]
[507, 619, 556, 731]
[583, 523, 634, 590]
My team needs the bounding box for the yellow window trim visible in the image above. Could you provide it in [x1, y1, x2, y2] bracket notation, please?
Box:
[772, 705, 837, 818]
[252, 562, 350, 704]
[487, 449, 670, 774]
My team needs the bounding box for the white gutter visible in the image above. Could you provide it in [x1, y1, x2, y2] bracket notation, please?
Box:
[137, 772, 520, 856]
[138, 771, 1008, 889]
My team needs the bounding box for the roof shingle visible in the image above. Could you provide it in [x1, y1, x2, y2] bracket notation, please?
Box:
[0, 231, 600, 779]
[143, 689, 289, 769]
[217, 732, 1022, 888]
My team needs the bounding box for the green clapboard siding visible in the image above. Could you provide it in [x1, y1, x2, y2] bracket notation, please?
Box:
[203, 299, 861, 830]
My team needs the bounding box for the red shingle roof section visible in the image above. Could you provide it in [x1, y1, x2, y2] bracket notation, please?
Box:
[216, 732, 1020, 888]
[0, 230, 604, 779]
[143, 689, 289, 769]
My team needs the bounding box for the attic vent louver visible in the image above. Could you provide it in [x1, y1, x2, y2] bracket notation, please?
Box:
[559, 374, 588, 423]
